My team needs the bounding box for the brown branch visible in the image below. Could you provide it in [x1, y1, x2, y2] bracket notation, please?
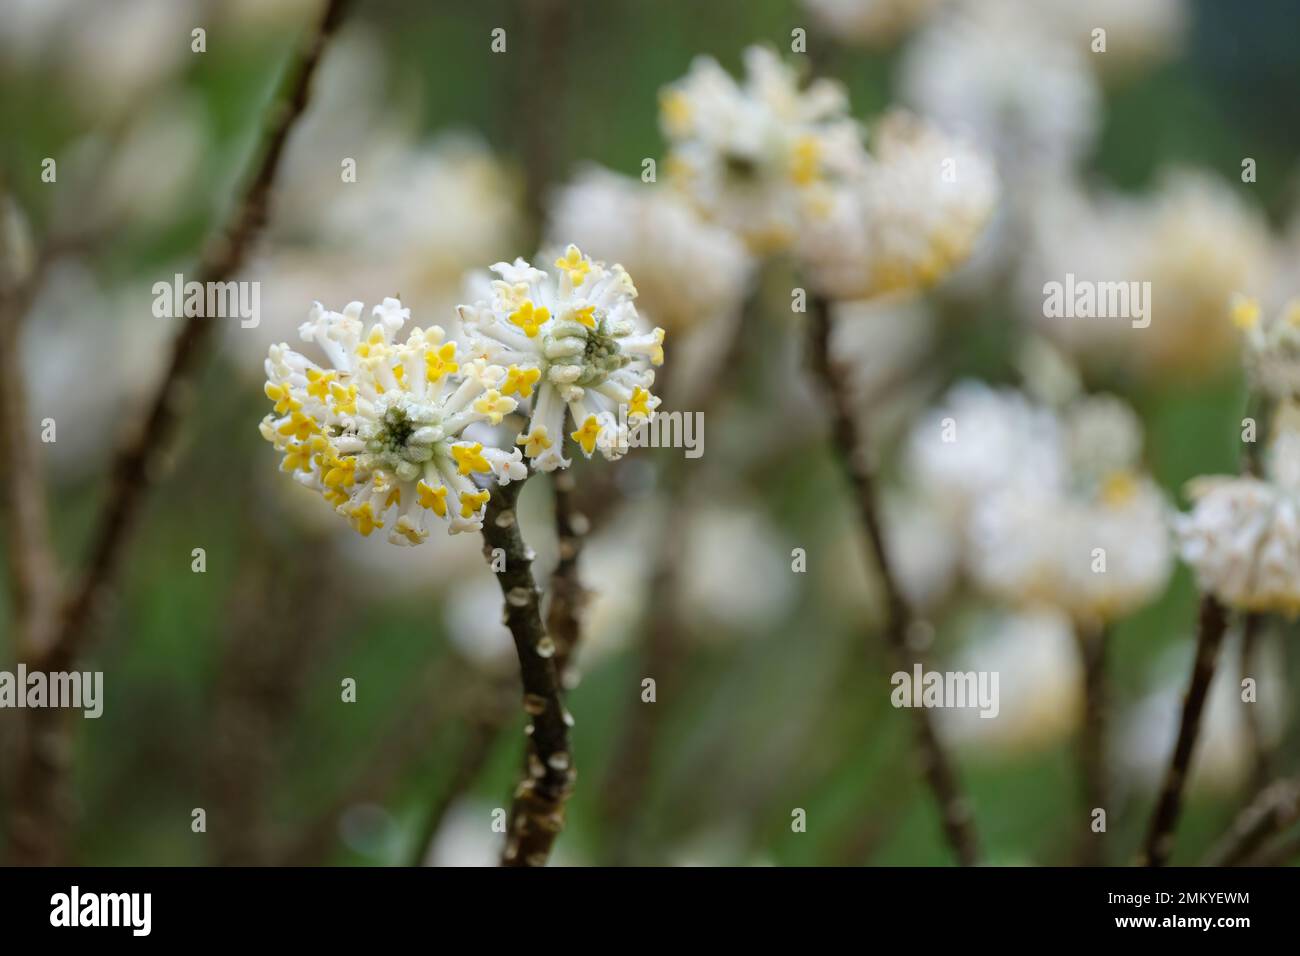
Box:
[481, 478, 575, 867]
[1077, 622, 1110, 866]
[5, 0, 353, 866]
[1138, 594, 1229, 866]
[806, 293, 981, 867]
[1202, 774, 1300, 866]
[0, 199, 60, 658]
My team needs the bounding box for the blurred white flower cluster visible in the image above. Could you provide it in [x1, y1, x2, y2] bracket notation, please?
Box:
[903, 377, 1173, 628]
[1176, 404, 1300, 615]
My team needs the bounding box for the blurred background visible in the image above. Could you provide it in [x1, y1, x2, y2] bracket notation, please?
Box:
[2, 0, 1300, 866]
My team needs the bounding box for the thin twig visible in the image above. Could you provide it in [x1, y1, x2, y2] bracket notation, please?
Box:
[1077, 622, 1109, 866]
[0, 199, 60, 658]
[806, 293, 981, 867]
[1139, 594, 1229, 866]
[481, 478, 575, 867]
[6, 0, 353, 866]
[1202, 774, 1300, 866]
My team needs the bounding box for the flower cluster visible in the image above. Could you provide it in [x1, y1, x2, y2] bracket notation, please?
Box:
[260, 248, 664, 545]
[457, 245, 664, 472]
[1175, 406, 1300, 615]
[905, 381, 1172, 625]
[801, 111, 999, 301]
[658, 46, 865, 252]
[1233, 294, 1300, 399]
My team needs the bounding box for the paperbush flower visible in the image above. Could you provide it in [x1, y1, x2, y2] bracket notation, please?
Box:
[1176, 410, 1300, 615]
[659, 45, 864, 252]
[260, 297, 525, 545]
[801, 112, 999, 301]
[457, 245, 664, 472]
[907, 382, 1172, 623]
[1234, 294, 1300, 399]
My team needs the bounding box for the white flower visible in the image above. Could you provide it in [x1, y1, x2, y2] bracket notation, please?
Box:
[801, 111, 998, 300]
[1234, 295, 1300, 399]
[659, 45, 864, 252]
[260, 297, 520, 544]
[1176, 419, 1300, 615]
[909, 381, 1172, 622]
[456, 245, 664, 471]
[1019, 171, 1271, 380]
[905, 381, 1065, 515]
[940, 607, 1082, 756]
[547, 166, 753, 334]
[801, 0, 941, 47]
[898, 1, 1101, 175]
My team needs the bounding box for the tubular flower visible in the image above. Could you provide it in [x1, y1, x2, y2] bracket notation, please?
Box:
[659, 45, 865, 252]
[260, 297, 524, 545]
[457, 245, 664, 472]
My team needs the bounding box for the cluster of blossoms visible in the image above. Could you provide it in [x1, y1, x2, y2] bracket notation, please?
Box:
[658, 46, 866, 253]
[260, 247, 664, 543]
[1232, 294, 1300, 399]
[905, 380, 1172, 625]
[801, 111, 998, 301]
[1176, 405, 1300, 615]
[659, 46, 999, 303]
[1018, 170, 1272, 380]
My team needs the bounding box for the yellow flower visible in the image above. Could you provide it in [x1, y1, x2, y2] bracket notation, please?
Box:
[502, 365, 542, 398]
[570, 304, 597, 329]
[330, 381, 358, 415]
[571, 415, 602, 455]
[554, 244, 592, 287]
[417, 480, 448, 517]
[264, 382, 301, 416]
[459, 489, 491, 518]
[277, 410, 319, 442]
[305, 368, 335, 401]
[473, 389, 515, 425]
[1230, 294, 1260, 331]
[349, 502, 382, 537]
[790, 135, 821, 186]
[628, 386, 652, 420]
[509, 300, 550, 338]
[323, 455, 356, 488]
[516, 426, 553, 458]
[451, 441, 492, 475]
[426, 341, 459, 382]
